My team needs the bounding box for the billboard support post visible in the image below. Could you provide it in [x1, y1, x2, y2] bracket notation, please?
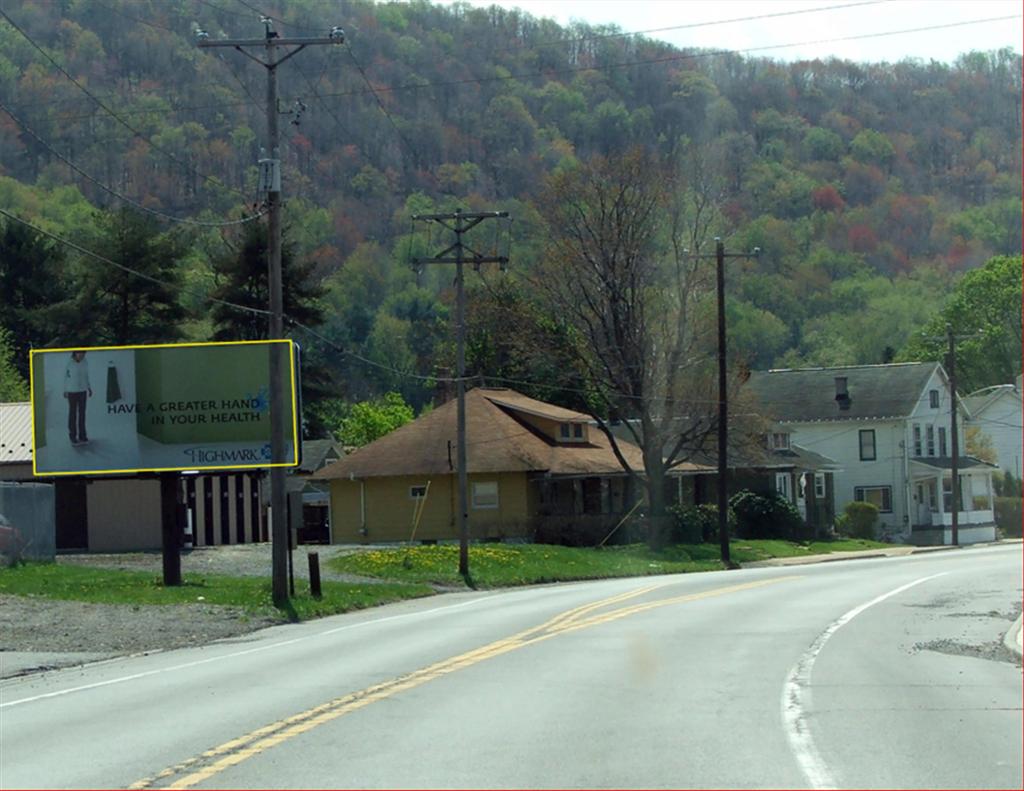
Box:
[160, 472, 182, 586]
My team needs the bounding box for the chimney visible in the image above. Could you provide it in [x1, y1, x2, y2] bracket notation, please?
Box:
[835, 376, 851, 410]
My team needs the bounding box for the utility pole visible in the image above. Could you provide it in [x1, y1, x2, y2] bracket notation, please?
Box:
[947, 323, 960, 546]
[198, 19, 344, 603]
[412, 209, 509, 579]
[690, 240, 760, 567]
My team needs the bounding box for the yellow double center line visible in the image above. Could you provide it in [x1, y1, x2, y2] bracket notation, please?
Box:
[130, 576, 793, 789]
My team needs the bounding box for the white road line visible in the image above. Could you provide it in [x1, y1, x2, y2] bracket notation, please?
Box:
[0, 594, 496, 709]
[781, 572, 948, 790]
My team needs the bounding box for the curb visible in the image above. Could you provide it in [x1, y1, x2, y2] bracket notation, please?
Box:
[1003, 614, 1023, 660]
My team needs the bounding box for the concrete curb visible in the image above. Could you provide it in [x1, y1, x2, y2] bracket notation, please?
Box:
[1003, 614, 1023, 660]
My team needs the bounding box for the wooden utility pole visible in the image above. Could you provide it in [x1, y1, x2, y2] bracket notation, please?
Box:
[198, 19, 344, 603]
[691, 240, 760, 567]
[947, 323, 960, 546]
[412, 209, 509, 579]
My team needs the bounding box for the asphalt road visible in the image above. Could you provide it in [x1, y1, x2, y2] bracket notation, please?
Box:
[1, 544, 1020, 789]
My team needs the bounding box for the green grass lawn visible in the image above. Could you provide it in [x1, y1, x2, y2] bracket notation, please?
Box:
[0, 538, 892, 614]
[326, 538, 892, 588]
[0, 563, 435, 621]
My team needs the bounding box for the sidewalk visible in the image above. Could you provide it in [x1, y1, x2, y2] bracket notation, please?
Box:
[739, 543, 958, 568]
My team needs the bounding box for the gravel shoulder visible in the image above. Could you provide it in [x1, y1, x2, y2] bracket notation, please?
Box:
[0, 544, 398, 678]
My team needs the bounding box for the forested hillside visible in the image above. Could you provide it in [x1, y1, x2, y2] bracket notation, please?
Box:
[1, 0, 1020, 435]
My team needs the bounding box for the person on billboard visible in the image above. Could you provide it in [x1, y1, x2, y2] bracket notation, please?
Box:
[63, 350, 92, 445]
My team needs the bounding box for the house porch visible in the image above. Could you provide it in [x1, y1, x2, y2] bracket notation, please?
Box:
[908, 458, 997, 545]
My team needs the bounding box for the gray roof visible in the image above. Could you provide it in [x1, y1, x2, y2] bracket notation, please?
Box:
[745, 363, 941, 423]
[910, 455, 997, 471]
[295, 439, 344, 474]
[963, 383, 1019, 419]
[687, 444, 839, 473]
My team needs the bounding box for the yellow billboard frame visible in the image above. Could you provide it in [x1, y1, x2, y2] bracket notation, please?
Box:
[29, 339, 301, 476]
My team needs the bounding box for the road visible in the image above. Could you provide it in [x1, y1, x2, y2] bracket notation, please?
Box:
[1, 544, 1020, 789]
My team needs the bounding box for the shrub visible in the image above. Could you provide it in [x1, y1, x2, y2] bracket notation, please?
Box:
[668, 503, 735, 544]
[729, 489, 805, 540]
[836, 501, 879, 539]
[994, 473, 1022, 498]
[994, 496, 1023, 537]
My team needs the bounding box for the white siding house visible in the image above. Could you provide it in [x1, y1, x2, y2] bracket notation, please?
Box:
[746, 363, 996, 545]
[964, 375, 1023, 483]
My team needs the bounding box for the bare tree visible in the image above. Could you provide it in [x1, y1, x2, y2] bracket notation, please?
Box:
[534, 147, 733, 547]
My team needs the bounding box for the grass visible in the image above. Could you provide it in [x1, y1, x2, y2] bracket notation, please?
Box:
[326, 538, 893, 588]
[0, 537, 893, 614]
[729, 537, 891, 562]
[329, 543, 724, 587]
[0, 563, 435, 622]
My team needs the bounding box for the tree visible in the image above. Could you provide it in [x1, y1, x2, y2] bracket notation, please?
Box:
[0, 327, 28, 402]
[209, 222, 325, 341]
[0, 218, 73, 378]
[899, 254, 1022, 392]
[337, 392, 415, 447]
[209, 221, 330, 434]
[76, 208, 188, 346]
[534, 148, 723, 548]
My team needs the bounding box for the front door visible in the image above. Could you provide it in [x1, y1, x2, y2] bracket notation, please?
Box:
[914, 483, 930, 525]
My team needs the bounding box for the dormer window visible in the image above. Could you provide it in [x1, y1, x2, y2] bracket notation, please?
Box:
[559, 422, 587, 443]
[769, 432, 790, 450]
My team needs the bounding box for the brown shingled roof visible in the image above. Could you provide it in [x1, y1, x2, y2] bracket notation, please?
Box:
[313, 388, 707, 480]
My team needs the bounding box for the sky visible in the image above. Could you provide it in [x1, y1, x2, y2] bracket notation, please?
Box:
[428, 0, 1023, 64]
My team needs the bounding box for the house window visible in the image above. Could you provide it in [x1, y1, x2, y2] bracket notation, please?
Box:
[814, 473, 826, 499]
[471, 481, 499, 509]
[775, 473, 792, 501]
[926, 425, 935, 456]
[573, 423, 584, 439]
[929, 389, 940, 408]
[559, 423, 570, 439]
[770, 432, 790, 450]
[859, 429, 876, 461]
[942, 477, 965, 512]
[912, 424, 922, 456]
[855, 485, 892, 513]
[409, 485, 427, 499]
[938, 427, 947, 456]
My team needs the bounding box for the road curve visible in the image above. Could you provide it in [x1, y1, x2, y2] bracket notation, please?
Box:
[1, 544, 1020, 789]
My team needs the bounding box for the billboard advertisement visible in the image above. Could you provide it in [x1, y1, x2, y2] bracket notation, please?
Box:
[30, 340, 300, 476]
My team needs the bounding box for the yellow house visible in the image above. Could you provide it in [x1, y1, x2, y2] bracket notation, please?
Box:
[314, 388, 707, 544]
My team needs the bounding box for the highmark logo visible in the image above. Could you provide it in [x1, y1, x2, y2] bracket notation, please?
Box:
[184, 446, 266, 465]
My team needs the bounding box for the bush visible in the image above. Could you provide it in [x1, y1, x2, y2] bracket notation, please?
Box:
[668, 503, 735, 544]
[836, 501, 879, 539]
[729, 489, 805, 540]
[994, 473, 1022, 498]
[994, 496, 1023, 537]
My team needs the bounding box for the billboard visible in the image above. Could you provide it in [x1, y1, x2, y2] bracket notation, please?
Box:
[30, 340, 300, 476]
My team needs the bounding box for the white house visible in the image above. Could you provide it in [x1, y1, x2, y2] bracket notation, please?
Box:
[964, 374, 1023, 484]
[746, 363, 996, 545]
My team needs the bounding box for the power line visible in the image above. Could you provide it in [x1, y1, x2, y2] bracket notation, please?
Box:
[500, 0, 892, 51]
[0, 7, 255, 205]
[343, 41, 422, 164]
[0, 208, 271, 319]
[305, 15, 1022, 103]
[0, 97, 266, 228]
[0, 205, 823, 409]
